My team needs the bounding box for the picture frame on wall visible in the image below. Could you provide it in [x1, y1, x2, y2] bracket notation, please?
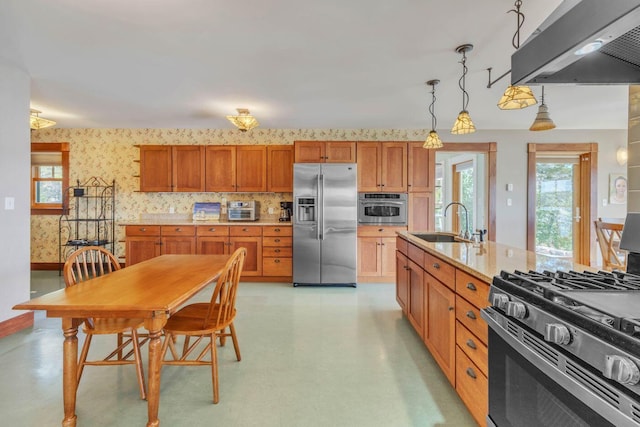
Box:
[609, 173, 627, 205]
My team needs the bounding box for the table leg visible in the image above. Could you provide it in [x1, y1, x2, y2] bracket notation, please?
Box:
[145, 315, 167, 427]
[62, 318, 79, 427]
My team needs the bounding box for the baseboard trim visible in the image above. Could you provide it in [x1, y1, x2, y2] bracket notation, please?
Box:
[31, 262, 61, 271]
[0, 311, 34, 338]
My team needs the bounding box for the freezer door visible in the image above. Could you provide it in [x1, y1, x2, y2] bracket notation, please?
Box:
[293, 164, 321, 284]
[319, 163, 358, 285]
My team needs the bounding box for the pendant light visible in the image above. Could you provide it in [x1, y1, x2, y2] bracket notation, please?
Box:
[529, 86, 556, 131]
[497, 0, 537, 110]
[424, 79, 443, 149]
[451, 44, 476, 135]
[226, 108, 259, 132]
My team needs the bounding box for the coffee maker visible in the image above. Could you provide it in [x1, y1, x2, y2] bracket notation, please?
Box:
[279, 201, 293, 222]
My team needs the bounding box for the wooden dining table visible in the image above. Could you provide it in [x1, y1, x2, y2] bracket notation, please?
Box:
[14, 254, 230, 427]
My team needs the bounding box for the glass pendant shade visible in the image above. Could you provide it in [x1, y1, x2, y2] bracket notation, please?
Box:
[29, 109, 56, 129]
[529, 103, 556, 131]
[451, 110, 476, 134]
[423, 130, 443, 149]
[497, 85, 537, 110]
[226, 108, 259, 132]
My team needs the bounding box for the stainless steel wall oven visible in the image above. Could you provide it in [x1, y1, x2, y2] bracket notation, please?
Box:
[357, 193, 407, 225]
[482, 270, 640, 427]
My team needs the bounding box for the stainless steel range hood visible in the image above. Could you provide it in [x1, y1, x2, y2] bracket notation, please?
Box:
[511, 0, 640, 85]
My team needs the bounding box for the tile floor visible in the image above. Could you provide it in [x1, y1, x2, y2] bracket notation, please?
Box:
[0, 272, 476, 426]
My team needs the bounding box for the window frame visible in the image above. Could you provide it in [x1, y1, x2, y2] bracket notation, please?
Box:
[31, 142, 69, 215]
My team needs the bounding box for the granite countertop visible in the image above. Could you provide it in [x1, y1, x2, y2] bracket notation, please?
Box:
[119, 214, 291, 227]
[398, 231, 596, 283]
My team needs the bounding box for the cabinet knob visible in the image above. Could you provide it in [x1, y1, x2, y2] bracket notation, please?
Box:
[275, 249, 281, 253]
[466, 282, 477, 291]
[274, 228, 280, 232]
[275, 239, 280, 243]
[433, 262, 440, 269]
[448, 306, 454, 311]
[274, 259, 280, 263]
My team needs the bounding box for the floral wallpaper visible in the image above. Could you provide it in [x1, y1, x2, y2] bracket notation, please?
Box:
[31, 128, 429, 263]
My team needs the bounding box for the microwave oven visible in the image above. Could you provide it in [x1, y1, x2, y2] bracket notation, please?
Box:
[227, 201, 259, 221]
[357, 193, 407, 225]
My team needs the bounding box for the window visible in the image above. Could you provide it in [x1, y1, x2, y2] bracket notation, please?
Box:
[31, 142, 69, 215]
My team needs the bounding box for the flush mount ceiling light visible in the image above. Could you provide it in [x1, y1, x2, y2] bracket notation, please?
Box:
[225, 108, 259, 132]
[529, 86, 556, 131]
[451, 44, 476, 135]
[30, 108, 56, 130]
[424, 79, 443, 149]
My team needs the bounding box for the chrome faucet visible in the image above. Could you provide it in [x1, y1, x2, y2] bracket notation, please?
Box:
[444, 202, 470, 240]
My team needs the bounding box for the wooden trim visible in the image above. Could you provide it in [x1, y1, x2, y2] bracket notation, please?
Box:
[31, 142, 70, 215]
[30, 262, 62, 270]
[0, 311, 34, 338]
[527, 149, 537, 251]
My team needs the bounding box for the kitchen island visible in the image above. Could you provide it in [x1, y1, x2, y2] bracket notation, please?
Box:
[395, 231, 594, 426]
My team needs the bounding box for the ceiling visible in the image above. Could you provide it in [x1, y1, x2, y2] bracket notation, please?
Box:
[0, 0, 630, 130]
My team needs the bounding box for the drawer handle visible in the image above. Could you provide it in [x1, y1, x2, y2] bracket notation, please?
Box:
[466, 310, 477, 320]
[209, 227, 216, 232]
[274, 238, 280, 243]
[466, 367, 477, 379]
[139, 227, 146, 232]
[404, 266, 410, 270]
[433, 262, 440, 269]
[274, 228, 280, 232]
[466, 339, 477, 350]
[448, 306, 454, 311]
[466, 282, 477, 291]
[175, 228, 181, 232]
[274, 259, 280, 263]
[378, 228, 384, 232]
[243, 228, 248, 232]
[275, 249, 281, 253]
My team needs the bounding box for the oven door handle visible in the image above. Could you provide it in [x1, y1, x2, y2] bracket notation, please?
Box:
[360, 201, 405, 205]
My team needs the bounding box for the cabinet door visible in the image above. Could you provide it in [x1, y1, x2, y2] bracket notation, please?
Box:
[229, 236, 262, 276]
[197, 236, 230, 255]
[396, 251, 409, 313]
[357, 237, 381, 277]
[139, 145, 172, 192]
[407, 259, 424, 338]
[267, 145, 294, 192]
[424, 273, 456, 386]
[294, 141, 325, 163]
[205, 146, 236, 192]
[380, 237, 397, 276]
[126, 236, 161, 266]
[325, 141, 356, 163]
[236, 146, 267, 192]
[356, 142, 381, 191]
[408, 142, 435, 192]
[172, 146, 205, 192]
[381, 142, 407, 192]
[408, 192, 433, 231]
[161, 236, 196, 255]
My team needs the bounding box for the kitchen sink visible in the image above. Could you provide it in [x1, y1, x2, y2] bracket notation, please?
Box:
[410, 232, 459, 243]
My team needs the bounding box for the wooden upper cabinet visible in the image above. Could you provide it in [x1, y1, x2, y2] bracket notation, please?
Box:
[357, 142, 407, 192]
[408, 192, 433, 231]
[236, 145, 267, 192]
[267, 145, 294, 192]
[173, 146, 205, 192]
[139, 145, 172, 192]
[205, 146, 237, 192]
[408, 142, 435, 192]
[294, 141, 356, 163]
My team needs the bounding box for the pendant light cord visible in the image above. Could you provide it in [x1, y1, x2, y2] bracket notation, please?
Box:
[459, 50, 469, 111]
[429, 85, 437, 130]
[509, 0, 524, 49]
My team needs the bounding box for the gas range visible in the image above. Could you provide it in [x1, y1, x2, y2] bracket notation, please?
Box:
[482, 269, 640, 426]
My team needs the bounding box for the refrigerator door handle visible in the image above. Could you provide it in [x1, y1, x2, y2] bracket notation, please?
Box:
[317, 173, 323, 240]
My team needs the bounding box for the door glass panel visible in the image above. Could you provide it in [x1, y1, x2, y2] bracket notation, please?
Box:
[535, 160, 577, 258]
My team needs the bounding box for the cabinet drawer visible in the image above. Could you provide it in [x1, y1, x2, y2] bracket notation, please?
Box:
[424, 253, 455, 289]
[455, 346, 488, 427]
[456, 321, 488, 376]
[229, 226, 262, 237]
[262, 226, 292, 236]
[161, 225, 195, 236]
[358, 226, 406, 237]
[126, 225, 161, 236]
[262, 236, 292, 247]
[407, 243, 424, 265]
[196, 225, 229, 236]
[456, 295, 488, 345]
[263, 257, 292, 276]
[396, 236, 408, 255]
[456, 270, 490, 309]
[263, 246, 292, 257]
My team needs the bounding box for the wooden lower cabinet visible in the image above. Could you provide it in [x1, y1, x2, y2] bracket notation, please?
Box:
[262, 226, 292, 277]
[358, 226, 404, 281]
[395, 235, 490, 426]
[126, 235, 161, 266]
[160, 225, 196, 255]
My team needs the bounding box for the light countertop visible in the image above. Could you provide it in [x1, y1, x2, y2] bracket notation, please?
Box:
[119, 214, 291, 227]
[398, 231, 596, 283]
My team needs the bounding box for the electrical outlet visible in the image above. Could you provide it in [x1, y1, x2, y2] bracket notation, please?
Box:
[4, 197, 14, 210]
[506, 198, 512, 206]
[268, 207, 274, 215]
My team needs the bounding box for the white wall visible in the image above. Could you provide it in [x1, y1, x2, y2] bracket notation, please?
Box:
[0, 62, 30, 323]
[443, 129, 627, 249]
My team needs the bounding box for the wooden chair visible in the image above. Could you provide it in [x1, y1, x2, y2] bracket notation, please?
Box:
[160, 247, 246, 404]
[63, 246, 147, 399]
[594, 219, 627, 271]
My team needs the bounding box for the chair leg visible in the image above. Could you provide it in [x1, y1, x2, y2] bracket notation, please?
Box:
[131, 329, 147, 400]
[219, 327, 227, 347]
[210, 332, 219, 404]
[229, 323, 241, 361]
[77, 334, 92, 387]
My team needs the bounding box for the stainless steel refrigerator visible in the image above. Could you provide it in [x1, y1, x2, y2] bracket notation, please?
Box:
[293, 163, 357, 287]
